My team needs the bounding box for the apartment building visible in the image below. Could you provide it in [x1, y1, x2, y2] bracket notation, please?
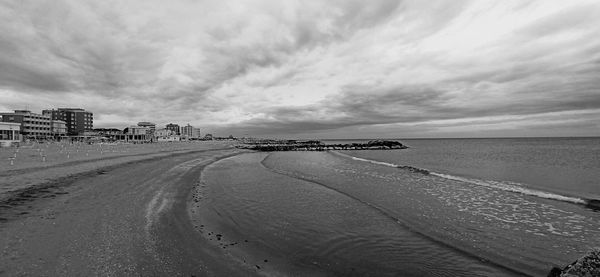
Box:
[181, 124, 201, 139]
[43, 108, 93, 136]
[166, 123, 180, 135]
[0, 110, 52, 139]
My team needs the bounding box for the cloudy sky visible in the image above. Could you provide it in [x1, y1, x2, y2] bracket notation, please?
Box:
[1, 0, 599, 138]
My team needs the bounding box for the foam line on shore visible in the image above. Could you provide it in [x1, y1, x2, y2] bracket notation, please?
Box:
[332, 151, 431, 174]
[260, 153, 532, 277]
[429, 172, 586, 205]
[332, 151, 592, 207]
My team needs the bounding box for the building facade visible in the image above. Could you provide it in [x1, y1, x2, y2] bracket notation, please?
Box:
[50, 120, 67, 138]
[93, 128, 123, 136]
[181, 124, 201, 139]
[43, 108, 93, 136]
[154, 128, 174, 137]
[127, 126, 150, 135]
[0, 122, 22, 146]
[154, 128, 180, 142]
[137, 122, 156, 134]
[0, 110, 52, 139]
[125, 126, 152, 142]
[166, 123, 180, 135]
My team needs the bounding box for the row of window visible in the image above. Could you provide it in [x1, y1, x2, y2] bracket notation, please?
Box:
[23, 121, 51, 125]
[26, 117, 49, 121]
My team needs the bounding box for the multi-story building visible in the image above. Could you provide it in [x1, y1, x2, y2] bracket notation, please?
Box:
[166, 123, 180, 135]
[191, 128, 201, 139]
[43, 108, 93, 136]
[50, 120, 67, 138]
[181, 124, 201, 139]
[137, 122, 156, 134]
[0, 110, 52, 139]
[0, 122, 22, 146]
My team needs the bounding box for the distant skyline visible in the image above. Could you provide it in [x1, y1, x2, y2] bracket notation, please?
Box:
[1, 0, 599, 138]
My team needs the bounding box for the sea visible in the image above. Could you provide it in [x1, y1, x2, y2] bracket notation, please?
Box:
[191, 137, 600, 276]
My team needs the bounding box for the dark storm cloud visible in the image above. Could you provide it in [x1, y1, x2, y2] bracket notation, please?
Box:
[0, 58, 70, 92]
[226, 73, 600, 136]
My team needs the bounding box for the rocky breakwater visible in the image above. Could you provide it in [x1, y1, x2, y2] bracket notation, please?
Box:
[548, 249, 600, 277]
[236, 139, 408, 152]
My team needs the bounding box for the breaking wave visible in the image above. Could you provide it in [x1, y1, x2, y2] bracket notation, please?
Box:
[334, 152, 594, 208]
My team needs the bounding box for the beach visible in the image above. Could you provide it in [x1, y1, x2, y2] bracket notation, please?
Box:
[0, 141, 254, 276]
[1, 138, 599, 276]
[191, 137, 600, 276]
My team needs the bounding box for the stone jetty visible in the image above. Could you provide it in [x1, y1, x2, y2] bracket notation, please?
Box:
[236, 139, 408, 151]
[548, 248, 600, 277]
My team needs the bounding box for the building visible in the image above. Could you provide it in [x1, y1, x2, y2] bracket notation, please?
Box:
[191, 128, 201, 139]
[0, 122, 22, 146]
[93, 128, 122, 136]
[154, 128, 174, 137]
[124, 126, 152, 143]
[137, 122, 156, 134]
[0, 110, 52, 139]
[93, 128, 123, 136]
[166, 123, 180, 135]
[154, 128, 180, 142]
[50, 120, 67, 139]
[181, 124, 201, 139]
[43, 108, 93, 136]
[127, 126, 149, 135]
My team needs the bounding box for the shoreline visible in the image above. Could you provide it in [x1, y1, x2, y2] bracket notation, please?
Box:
[196, 150, 600, 276]
[0, 141, 235, 198]
[192, 151, 527, 276]
[2, 139, 598, 276]
[0, 142, 255, 276]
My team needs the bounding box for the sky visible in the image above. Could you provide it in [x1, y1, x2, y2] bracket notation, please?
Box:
[1, 0, 599, 138]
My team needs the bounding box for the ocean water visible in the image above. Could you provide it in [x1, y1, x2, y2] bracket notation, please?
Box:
[330, 137, 600, 201]
[192, 138, 600, 276]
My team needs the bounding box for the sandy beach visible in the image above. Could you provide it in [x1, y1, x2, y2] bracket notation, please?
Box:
[0, 141, 254, 276]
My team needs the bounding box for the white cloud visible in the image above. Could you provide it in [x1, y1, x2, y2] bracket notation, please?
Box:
[0, 0, 599, 137]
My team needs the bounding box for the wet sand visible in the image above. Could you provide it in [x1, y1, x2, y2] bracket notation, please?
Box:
[0, 142, 254, 276]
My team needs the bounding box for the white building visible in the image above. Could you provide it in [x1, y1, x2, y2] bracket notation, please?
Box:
[0, 110, 52, 139]
[127, 126, 150, 135]
[0, 122, 22, 147]
[124, 126, 152, 142]
[154, 128, 180, 142]
[51, 120, 67, 138]
[181, 124, 201, 139]
[137, 122, 156, 134]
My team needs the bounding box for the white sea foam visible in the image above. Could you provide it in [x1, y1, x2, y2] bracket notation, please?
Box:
[350, 156, 399, 168]
[337, 152, 588, 206]
[429, 172, 586, 205]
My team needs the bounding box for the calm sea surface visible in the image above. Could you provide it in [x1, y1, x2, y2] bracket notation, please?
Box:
[191, 137, 600, 276]
[329, 137, 600, 200]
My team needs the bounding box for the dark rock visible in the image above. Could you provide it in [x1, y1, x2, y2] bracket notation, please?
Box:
[549, 248, 600, 277]
[585, 199, 600, 211]
[547, 267, 562, 277]
[237, 139, 407, 151]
